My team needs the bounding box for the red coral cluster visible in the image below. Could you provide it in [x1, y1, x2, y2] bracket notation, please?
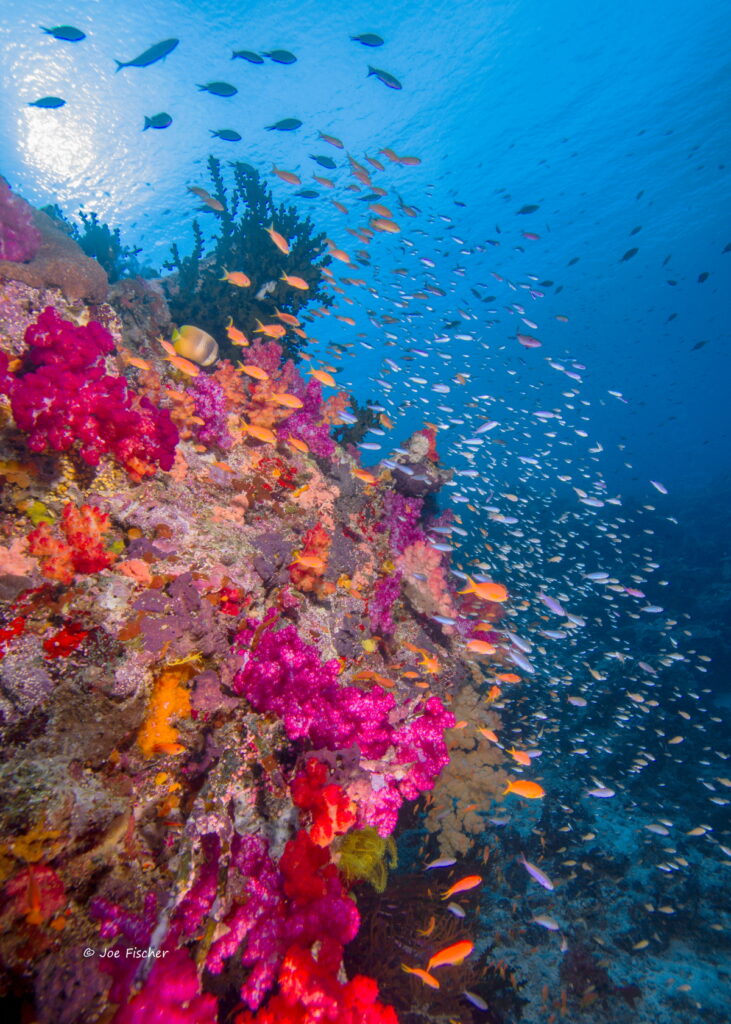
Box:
[27, 502, 117, 584]
[0, 307, 178, 480]
[291, 758, 356, 847]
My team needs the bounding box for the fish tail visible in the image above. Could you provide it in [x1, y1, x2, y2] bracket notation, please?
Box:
[367, 65, 375, 76]
[503, 782, 512, 795]
[143, 118, 151, 131]
[114, 60, 125, 72]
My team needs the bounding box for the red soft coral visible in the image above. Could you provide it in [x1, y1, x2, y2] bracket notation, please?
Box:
[288, 523, 334, 598]
[27, 502, 116, 584]
[291, 759, 356, 847]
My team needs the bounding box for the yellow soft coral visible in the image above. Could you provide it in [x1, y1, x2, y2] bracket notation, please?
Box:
[137, 664, 195, 758]
[337, 826, 397, 893]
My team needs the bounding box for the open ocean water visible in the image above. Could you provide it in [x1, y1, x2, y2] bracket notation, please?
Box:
[0, 2, 729, 1022]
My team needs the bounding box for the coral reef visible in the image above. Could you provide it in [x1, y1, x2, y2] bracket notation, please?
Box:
[0, 208, 507, 1023]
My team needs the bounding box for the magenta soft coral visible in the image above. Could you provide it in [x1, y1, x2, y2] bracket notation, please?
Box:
[0, 306, 178, 480]
[232, 620, 454, 834]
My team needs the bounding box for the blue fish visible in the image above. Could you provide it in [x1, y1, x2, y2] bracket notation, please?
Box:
[210, 129, 242, 141]
[232, 50, 264, 64]
[28, 96, 66, 108]
[265, 118, 302, 131]
[350, 33, 384, 47]
[198, 81, 238, 97]
[115, 38, 179, 71]
[143, 112, 172, 130]
[41, 25, 85, 42]
[264, 49, 297, 64]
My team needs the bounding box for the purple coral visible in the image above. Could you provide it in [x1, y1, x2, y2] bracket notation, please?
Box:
[0, 179, 41, 263]
[370, 572, 402, 635]
[0, 307, 178, 479]
[232, 621, 394, 758]
[277, 377, 335, 458]
[190, 373, 233, 450]
[379, 492, 426, 555]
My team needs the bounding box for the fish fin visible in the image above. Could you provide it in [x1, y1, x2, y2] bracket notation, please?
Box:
[114, 60, 125, 72]
[143, 118, 150, 131]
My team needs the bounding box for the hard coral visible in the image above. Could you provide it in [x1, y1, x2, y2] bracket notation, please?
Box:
[0, 207, 107, 302]
[0, 307, 178, 480]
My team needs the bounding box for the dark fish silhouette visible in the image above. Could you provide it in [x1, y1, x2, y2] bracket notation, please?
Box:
[28, 96, 65, 108]
[41, 25, 85, 42]
[621, 247, 638, 261]
[210, 129, 241, 141]
[266, 118, 302, 131]
[351, 33, 384, 47]
[296, 189, 319, 199]
[697, 271, 709, 283]
[310, 154, 336, 169]
[264, 49, 297, 64]
[197, 81, 238, 97]
[723, 242, 731, 253]
[367, 66, 402, 90]
[691, 340, 709, 351]
[630, 225, 642, 235]
[143, 112, 172, 130]
[517, 204, 539, 214]
[115, 38, 179, 71]
[232, 49, 264, 63]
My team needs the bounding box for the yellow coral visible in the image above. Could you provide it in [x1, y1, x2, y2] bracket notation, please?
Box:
[137, 664, 194, 758]
[337, 826, 397, 893]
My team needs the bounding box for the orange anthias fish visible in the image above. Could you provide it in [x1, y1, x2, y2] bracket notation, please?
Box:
[287, 437, 309, 454]
[318, 130, 344, 148]
[427, 940, 475, 971]
[281, 273, 309, 290]
[458, 577, 509, 603]
[266, 223, 290, 255]
[188, 186, 224, 212]
[401, 965, 440, 989]
[370, 217, 400, 234]
[165, 354, 200, 377]
[328, 246, 352, 264]
[496, 673, 521, 684]
[313, 174, 335, 189]
[237, 364, 270, 381]
[226, 317, 248, 345]
[244, 424, 277, 444]
[309, 368, 336, 387]
[352, 467, 378, 485]
[466, 638, 497, 656]
[478, 728, 499, 743]
[218, 270, 248, 286]
[273, 165, 301, 185]
[369, 202, 393, 218]
[271, 392, 304, 409]
[124, 354, 152, 371]
[255, 320, 287, 339]
[504, 779, 545, 800]
[508, 748, 532, 767]
[221, 269, 251, 288]
[274, 309, 301, 327]
[441, 877, 482, 900]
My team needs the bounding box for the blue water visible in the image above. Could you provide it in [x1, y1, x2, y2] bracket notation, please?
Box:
[2, 0, 729, 498]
